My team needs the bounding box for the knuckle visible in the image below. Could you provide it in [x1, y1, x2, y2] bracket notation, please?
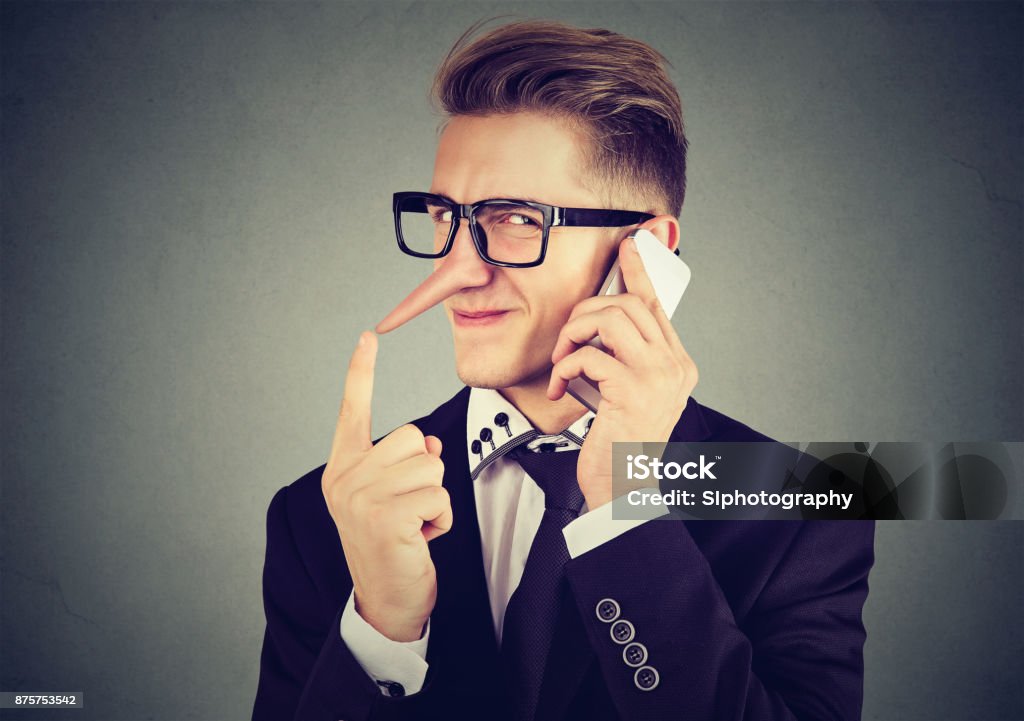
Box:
[322, 481, 338, 511]
[675, 361, 688, 380]
[670, 368, 686, 390]
[426, 454, 445, 478]
[347, 486, 371, 515]
[606, 305, 629, 323]
[322, 474, 339, 502]
[323, 469, 348, 503]
[337, 398, 350, 420]
[573, 295, 597, 313]
[621, 293, 645, 313]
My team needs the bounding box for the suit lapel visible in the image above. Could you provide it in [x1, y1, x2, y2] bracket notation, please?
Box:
[414, 388, 505, 694]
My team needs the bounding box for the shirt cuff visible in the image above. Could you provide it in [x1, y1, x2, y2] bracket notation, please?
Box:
[563, 491, 663, 558]
[339, 590, 429, 696]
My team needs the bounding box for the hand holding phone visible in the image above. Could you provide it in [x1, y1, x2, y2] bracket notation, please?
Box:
[565, 228, 692, 412]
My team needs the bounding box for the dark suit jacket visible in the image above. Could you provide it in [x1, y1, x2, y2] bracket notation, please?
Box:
[252, 387, 875, 720]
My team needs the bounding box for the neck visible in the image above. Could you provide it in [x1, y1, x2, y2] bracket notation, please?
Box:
[499, 373, 588, 434]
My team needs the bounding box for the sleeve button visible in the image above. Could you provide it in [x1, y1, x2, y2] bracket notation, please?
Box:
[622, 641, 648, 667]
[610, 619, 635, 644]
[595, 598, 621, 623]
[634, 665, 660, 691]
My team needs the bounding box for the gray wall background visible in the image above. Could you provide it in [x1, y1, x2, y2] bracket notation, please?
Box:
[2, 2, 1021, 719]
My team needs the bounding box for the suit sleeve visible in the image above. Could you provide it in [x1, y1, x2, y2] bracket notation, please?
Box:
[252, 485, 434, 721]
[564, 519, 875, 720]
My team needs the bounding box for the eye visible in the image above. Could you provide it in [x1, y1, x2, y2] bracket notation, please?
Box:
[502, 212, 538, 227]
[476, 203, 544, 230]
[428, 207, 453, 223]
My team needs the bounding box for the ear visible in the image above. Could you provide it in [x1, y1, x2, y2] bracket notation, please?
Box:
[636, 215, 680, 253]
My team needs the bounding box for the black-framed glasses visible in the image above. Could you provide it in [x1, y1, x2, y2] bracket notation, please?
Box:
[393, 191, 656, 268]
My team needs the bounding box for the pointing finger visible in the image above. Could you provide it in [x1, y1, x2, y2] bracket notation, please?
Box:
[330, 331, 378, 465]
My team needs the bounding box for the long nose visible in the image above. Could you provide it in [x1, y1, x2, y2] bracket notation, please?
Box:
[375, 220, 494, 334]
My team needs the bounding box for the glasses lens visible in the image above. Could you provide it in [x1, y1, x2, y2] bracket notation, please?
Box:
[473, 203, 545, 265]
[398, 195, 454, 256]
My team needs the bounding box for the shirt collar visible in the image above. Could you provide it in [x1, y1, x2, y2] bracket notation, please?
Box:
[466, 387, 595, 480]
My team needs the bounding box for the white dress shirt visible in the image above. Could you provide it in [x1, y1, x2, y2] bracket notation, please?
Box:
[339, 387, 651, 696]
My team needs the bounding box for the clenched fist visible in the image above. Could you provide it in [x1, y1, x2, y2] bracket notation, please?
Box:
[321, 331, 453, 642]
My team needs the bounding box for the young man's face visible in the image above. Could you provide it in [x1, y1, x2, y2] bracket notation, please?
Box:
[429, 112, 623, 391]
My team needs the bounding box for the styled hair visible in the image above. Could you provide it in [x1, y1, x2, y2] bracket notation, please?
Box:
[432, 18, 688, 218]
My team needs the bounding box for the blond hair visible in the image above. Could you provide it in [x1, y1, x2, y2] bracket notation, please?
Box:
[432, 19, 688, 217]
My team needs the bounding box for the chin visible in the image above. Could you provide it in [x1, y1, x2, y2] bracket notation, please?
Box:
[454, 353, 548, 390]
[455, 363, 524, 390]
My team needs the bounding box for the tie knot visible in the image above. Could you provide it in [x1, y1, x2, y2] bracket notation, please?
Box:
[513, 448, 584, 513]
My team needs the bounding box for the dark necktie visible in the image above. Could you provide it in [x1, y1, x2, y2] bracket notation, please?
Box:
[500, 447, 585, 721]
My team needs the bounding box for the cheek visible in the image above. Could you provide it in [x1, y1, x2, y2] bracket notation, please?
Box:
[551, 244, 617, 304]
[520, 262, 603, 332]
[511, 235, 617, 332]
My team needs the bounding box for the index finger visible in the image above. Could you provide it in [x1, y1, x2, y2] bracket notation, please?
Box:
[618, 236, 682, 349]
[330, 331, 378, 464]
[618, 236, 659, 308]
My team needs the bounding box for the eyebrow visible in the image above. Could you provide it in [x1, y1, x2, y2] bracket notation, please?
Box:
[429, 189, 552, 206]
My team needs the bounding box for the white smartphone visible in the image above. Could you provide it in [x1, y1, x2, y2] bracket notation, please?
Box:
[565, 228, 692, 413]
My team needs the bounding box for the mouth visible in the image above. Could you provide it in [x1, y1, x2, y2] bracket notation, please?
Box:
[451, 308, 512, 327]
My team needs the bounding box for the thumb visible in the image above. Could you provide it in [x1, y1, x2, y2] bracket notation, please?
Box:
[424, 435, 443, 458]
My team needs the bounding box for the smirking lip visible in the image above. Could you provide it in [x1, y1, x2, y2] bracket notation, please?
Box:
[452, 310, 510, 327]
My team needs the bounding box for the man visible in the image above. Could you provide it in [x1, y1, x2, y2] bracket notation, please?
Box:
[252, 19, 875, 721]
